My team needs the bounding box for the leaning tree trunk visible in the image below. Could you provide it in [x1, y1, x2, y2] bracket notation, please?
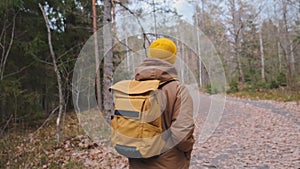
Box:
[103, 0, 114, 121]
[39, 4, 65, 142]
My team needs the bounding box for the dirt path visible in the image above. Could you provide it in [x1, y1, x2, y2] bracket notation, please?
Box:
[41, 93, 299, 169]
[191, 94, 300, 169]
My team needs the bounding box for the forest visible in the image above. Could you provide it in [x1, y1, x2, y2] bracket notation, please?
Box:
[0, 0, 299, 168]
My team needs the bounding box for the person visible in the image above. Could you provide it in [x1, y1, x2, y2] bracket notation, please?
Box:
[129, 38, 195, 169]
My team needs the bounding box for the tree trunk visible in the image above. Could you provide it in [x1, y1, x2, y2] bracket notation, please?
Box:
[289, 39, 295, 76]
[282, 0, 294, 88]
[236, 47, 244, 87]
[259, 30, 265, 81]
[180, 39, 185, 83]
[195, 4, 203, 87]
[125, 35, 131, 72]
[228, 0, 245, 88]
[103, 0, 114, 121]
[288, 39, 296, 88]
[152, 0, 158, 38]
[39, 4, 65, 142]
[274, 0, 282, 73]
[278, 41, 282, 72]
[92, 0, 102, 112]
[1, 98, 6, 124]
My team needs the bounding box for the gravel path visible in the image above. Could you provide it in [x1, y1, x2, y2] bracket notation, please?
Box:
[190, 94, 300, 169]
[70, 92, 299, 169]
[228, 97, 300, 126]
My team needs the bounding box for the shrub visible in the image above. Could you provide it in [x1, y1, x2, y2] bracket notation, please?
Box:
[228, 80, 238, 93]
[270, 80, 279, 89]
[276, 72, 286, 86]
[255, 81, 269, 89]
[205, 83, 212, 94]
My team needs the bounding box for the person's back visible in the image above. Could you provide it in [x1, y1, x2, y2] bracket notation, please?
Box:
[129, 38, 195, 169]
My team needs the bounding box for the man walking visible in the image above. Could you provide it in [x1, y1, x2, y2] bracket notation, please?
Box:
[129, 38, 195, 169]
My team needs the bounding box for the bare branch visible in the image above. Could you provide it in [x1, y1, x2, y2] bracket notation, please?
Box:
[0, 12, 17, 80]
[33, 54, 53, 65]
[28, 106, 59, 140]
[0, 19, 7, 45]
[57, 42, 84, 61]
[3, 61, 35, 79]
[113, 0, 150, 46]
[0, 114, 13, 137]
[114, 37, 136, 53]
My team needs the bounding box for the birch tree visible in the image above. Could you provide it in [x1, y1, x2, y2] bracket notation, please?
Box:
[259, 28, 265, 81]
[192, 0, 225, 87]
[274, 1, 283, 73]
[39, 3, 65, 142]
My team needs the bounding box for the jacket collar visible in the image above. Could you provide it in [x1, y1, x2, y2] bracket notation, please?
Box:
[135, 58, 178, 81]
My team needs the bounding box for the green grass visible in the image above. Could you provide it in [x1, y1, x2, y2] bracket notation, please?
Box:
[229, 88, 300, 102]
[64, 161, 85, 169]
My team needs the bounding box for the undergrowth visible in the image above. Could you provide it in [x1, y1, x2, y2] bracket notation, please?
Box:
[229, 89, 300, 102]
[0, 112, 84, 169]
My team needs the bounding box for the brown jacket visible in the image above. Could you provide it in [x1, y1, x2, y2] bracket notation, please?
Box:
[129, 58, 195, 169]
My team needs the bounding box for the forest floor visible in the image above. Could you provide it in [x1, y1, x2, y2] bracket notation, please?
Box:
[1, 93, 299, 169]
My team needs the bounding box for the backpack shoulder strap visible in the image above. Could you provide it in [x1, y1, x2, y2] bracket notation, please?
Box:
[158, 78, 178, 89]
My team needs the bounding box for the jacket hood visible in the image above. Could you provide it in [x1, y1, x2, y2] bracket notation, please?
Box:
[135, 58, 178, 81]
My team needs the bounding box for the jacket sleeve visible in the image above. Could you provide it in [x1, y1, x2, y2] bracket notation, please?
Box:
[169, 84, 195, 152]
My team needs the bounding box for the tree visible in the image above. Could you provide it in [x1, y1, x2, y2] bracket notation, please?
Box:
[259, 27, 265, 81]
[279, 0, 297, 88]
[92, 0, 102, 112]
[260, 19, 279, 83]
[0, 5, 17, 124]
[194, 4, 203, 87]
[193, 0, 226, 87]
[226, 0, 246, 89]
[39, 3, 65, 141]
[103, 0, 114, 121]
[0, 0, 49, 128]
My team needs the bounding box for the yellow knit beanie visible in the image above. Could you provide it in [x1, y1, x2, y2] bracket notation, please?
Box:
[148, 38, 177, 64]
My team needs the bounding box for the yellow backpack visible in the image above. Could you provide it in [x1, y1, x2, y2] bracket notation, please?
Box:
[109, 79, 173, 158]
